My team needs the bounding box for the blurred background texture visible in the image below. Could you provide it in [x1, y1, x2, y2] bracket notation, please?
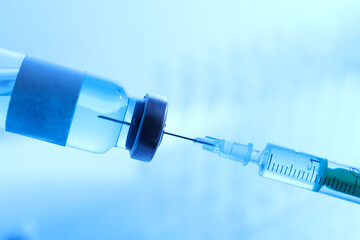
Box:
[1, 0, 360, 239]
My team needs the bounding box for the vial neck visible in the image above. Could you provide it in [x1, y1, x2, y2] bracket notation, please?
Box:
[115, 97, 138, 149]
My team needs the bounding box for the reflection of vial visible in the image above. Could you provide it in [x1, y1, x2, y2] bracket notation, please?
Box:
[0, 48, 167, 161]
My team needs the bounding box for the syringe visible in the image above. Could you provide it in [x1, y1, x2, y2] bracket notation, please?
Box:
[164, 133, 360, 204]
[72, 112, 360, 204]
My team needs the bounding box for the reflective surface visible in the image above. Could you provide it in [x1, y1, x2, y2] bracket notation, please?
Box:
[67, 73, 130, 153]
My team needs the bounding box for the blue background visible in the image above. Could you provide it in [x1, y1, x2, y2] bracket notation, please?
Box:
[1, 0, 360, 239]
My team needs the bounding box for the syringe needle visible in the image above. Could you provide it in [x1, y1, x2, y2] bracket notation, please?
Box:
[97, 115, 214, 147]
[97, 115, 132, 126]
[163, 131, 214, 146]
[163, 131, 195, 141]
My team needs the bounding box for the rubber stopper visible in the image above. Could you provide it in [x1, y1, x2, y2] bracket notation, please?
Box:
[126, 95, 168, 161]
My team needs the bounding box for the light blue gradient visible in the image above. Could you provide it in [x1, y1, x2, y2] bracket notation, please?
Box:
[1, 0, 360, 239]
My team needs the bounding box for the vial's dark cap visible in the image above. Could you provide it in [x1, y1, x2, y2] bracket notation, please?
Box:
[126, 95, 168, 162]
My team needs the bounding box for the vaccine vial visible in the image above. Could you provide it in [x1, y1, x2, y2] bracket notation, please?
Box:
[0, 48, 167, 161]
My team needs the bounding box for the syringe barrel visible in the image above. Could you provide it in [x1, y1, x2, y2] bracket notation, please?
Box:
[259, 144, 360, 204]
